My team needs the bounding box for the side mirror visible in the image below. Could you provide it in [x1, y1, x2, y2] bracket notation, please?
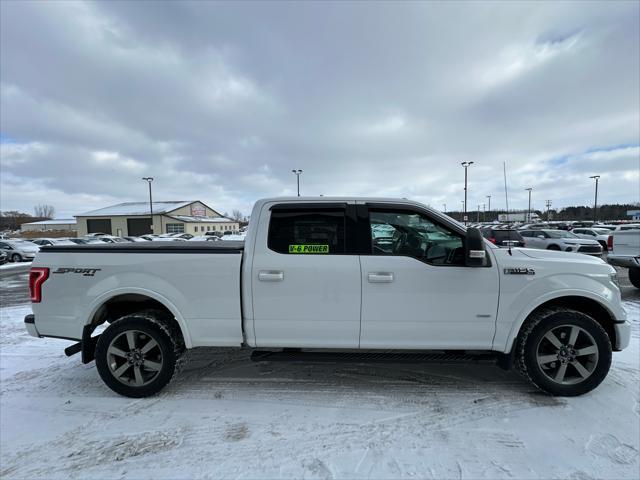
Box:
[465, 228, 486, 267]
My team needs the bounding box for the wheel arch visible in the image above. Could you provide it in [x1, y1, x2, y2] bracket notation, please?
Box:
[508, 295, 617, 355]
[86, 288, 192, 349]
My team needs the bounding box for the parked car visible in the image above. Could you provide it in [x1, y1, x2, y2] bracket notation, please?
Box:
[571, 228, 612, 250]
[0, 250, 7, 265]
[480, 228, 525, 248]
[123, 236, 150, 242]
[611, 224, 640, 231]
[25, 197, 628, 398]
[95, 236, 129, 243]
[31, 238, 77, 247]
[0, 239, 40, 262]
[607, 230, 640, 289]
[67, 238, 92, 245]
[520, 229, 602, 256]
[188, 235, 220, 241]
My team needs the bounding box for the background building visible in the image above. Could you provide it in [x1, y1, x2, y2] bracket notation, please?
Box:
[20, 219, 77, 232]
[75, 201, 239, 236]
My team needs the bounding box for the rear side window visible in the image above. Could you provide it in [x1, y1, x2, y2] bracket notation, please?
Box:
[268, 208, 346, 254]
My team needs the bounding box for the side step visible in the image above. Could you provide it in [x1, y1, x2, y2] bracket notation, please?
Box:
[251, 350, 499, 365]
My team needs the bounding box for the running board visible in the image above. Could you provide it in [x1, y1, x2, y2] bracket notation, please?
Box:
[251, 350, 499, 365]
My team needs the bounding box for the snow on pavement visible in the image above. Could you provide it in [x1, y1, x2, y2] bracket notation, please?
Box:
[1, 301, 638, 479]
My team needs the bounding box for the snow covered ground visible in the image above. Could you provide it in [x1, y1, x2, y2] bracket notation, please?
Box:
[1, 285, 638, 478]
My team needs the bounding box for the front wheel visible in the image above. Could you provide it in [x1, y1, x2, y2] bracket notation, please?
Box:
[95, 311, 181, 397]
[11, 253, 22, 262]
[547, 245, 560, 251]
[628, 267, 640, 289]
[516, 307, 612, 396]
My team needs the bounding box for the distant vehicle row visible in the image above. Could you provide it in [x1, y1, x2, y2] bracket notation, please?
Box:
[0, 232, 247, 262]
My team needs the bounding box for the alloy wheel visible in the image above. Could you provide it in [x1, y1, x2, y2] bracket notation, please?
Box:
[106, 330, 164, 386]
[536, 324, 599, 385]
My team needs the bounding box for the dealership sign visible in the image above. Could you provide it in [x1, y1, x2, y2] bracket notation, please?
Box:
[191, 206, 206, 217]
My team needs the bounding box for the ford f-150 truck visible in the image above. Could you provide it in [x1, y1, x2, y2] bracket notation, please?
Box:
[607, 229, 640, 289]
[25, 197, 630, 397]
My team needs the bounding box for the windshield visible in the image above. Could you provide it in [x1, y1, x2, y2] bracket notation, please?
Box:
[546, 231, 578, 239]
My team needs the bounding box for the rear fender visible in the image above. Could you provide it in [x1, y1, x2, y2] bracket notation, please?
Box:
[85, 287, 192, 348]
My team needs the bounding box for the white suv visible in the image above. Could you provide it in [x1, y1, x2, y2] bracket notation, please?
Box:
[520, 229, 602, 255]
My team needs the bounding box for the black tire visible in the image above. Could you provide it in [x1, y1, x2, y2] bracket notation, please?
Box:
[11, 253, 22, 262]
[628, 267, 640, 289]
[516, 307, 612, 396]
[547, 245, 561, 250]
[95, 310, 182, 398]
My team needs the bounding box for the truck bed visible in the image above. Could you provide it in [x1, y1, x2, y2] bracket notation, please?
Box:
[31, 241, 245, 348]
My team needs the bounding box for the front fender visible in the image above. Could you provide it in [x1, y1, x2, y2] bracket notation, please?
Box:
[494, 272, 623, 353]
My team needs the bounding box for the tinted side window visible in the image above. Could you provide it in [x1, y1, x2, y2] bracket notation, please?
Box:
[268, 209, 346, 254]
[369, 210, 464, 266]
[520, 231, 532, 237]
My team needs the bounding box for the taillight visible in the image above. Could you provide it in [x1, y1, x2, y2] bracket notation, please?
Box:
[607, 235, 613, 252]
[489, 237, 497, 244]
[29, 267, 49, 303]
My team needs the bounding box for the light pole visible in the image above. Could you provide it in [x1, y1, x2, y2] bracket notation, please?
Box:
[546, 199, 552, 222]
[142, 177, 154, 233]
[589, 175, 600, 222]
[442, 203, 447, 213]
[461, 161, 474, 224]
[483, 203, 486, 222]
[292, 169, 303, 197]
[477, 204, 481, 222]
[486, 195, 491, 215]
[461, 201, 465, 222]
[525, 187, 533, 223]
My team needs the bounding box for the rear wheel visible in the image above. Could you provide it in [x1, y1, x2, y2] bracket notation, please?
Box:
[516, 307, 611, 396]
[629, 267, 640, 289]
[547, 245, 560, 250]
[95, 310, 182, 397]
[11, 253, 22, 262]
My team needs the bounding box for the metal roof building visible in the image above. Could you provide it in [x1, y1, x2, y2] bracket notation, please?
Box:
[20, 219, 77, 232]
[75, 200, 239, 237]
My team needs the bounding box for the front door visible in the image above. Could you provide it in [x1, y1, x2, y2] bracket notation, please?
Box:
[251, 203, 361, 348]
[360, 206, 499, 349]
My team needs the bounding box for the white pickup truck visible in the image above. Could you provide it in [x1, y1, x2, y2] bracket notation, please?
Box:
[25, 197, 629, 398]
[607, 229, 640, 289]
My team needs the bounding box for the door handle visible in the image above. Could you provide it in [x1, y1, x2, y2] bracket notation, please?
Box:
[368, 272, 394, 283]
[258, 270, 284, 282]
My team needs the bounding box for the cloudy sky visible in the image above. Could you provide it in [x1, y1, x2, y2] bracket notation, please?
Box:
[1, 1, 639, 218]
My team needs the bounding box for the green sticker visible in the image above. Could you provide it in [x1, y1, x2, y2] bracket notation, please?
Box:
[288, 244, 329, 254]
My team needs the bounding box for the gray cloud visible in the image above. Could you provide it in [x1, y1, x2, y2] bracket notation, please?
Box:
[1, 0, 638, 217]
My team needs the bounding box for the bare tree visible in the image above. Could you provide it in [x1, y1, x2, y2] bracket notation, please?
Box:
[231, 209, 244, 222]
[34, 204, 55, 219]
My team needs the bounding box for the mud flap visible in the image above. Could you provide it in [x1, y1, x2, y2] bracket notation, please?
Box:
[81, 324, 100, 364]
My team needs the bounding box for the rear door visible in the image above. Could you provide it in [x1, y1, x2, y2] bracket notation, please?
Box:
[251, 203, 362, 348]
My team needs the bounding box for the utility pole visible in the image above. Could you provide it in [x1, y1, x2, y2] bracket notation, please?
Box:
[442, 203, 447, 213]
[545, 200, 552, 222]
[589, 175, 600, 222]
[461, 161, 474, 224]
[486, 195, 491, 218]
[142, 177, 154, 233]
[483, 203, 486, 222]
[525, 187, 533, 223]
[477, 204, 480, 222]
